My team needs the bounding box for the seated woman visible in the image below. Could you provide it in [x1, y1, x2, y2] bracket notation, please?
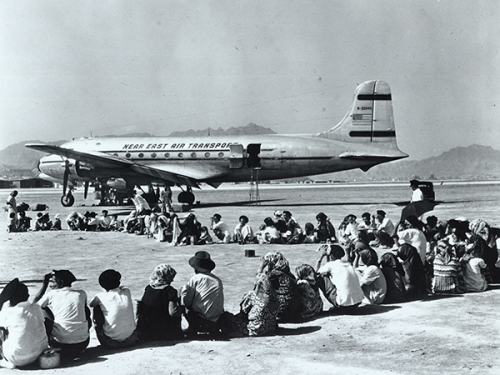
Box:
[301, 222, 316, 243]
[89, 270, 138, 349]
[259, 252, 300, 322]
[461, 239, 488, 292]
[432, 241, 463, 294]
[234, 215, 256, 244]
[379, 252, 406, 303]
[0, 279, 48, 369]
[314, 212, 337, 243]
[259, 218, 282, 244]
[136, 264, 184, 341]
[177, 213, 201, 245]
[354, 249, 387, 305]
[295, 264, 323, 319]
[396, 244, 427, 296]
[196, 226, 214, 245]
[228, 273, 279, 336]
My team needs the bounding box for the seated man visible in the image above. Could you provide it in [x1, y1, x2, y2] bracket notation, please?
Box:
[89, 270, 137, 349]
[180, 251, 225, 336]
[315, 245, 364, 312]
[34, 270, 91, 358]
[99, 210, 112, 231]
[210, 214, 231, 243]
[0, 278, 48, 369]
[371, 210, 396, 248]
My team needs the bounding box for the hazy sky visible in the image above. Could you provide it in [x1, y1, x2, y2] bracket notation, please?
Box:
[1, 0, 499, 160]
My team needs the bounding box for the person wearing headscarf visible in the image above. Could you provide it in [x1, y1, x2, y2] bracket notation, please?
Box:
[379, 252, 406, 303]
[314, 212, 336, 243]
[396, 244, 427, 296]
[469, 220, 498, 282]
[432, 241, 463, 294]
[259, 252, 300, 322]
[295, 264, 323, 319]
[229, 273, 280, 336]
[136, 264, 184, 341]
[397, 215, 427, 264]
[34, 270, 90, 358]
[0, 278, 48, 368]
[89, 270, 138, 349]
[354, 249, 387, 305]
[461, 237, 488, 292]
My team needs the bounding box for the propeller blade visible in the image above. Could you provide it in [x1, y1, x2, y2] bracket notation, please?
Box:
[84, 181, 89, 199]
[63, 162, 69, 196]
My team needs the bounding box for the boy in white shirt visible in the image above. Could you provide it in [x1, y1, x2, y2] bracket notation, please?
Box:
[89, 270, 138, 349]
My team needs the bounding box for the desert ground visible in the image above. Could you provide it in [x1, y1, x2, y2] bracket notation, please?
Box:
[1, 183, 500, 374]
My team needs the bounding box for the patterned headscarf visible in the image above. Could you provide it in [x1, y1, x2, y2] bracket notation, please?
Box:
[253, 272, 278, 309]
[469, 219, 490, 242]
[149, 264, 177, 288]
[261, 251, 290, 274]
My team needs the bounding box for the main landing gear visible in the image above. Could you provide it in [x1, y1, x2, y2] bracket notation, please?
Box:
[178, 186, 195, 206]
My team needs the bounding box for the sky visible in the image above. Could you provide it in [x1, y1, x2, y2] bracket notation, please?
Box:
[1, 0, 499, 160]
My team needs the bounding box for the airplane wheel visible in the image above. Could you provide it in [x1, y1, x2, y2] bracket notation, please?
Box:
[61, 193, 75, 207]
[178, 192, 195, 205]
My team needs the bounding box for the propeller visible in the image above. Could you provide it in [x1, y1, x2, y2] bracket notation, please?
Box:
[63, 159, 70, 196]
[84, 181, 89, 199]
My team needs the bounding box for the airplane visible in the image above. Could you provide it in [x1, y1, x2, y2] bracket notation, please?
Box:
[26, 80, 408, 207]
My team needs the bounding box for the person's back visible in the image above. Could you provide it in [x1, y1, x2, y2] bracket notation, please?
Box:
[462, 257, 487, 292]
[182, 272, 224, 321]
[0, 279, 48, 368]
[319, 259, 364, 307]
[39, 287, 89, 344]
[90, 287, 136, 342]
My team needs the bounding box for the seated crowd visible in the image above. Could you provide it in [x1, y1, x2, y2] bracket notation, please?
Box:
[1, 209, 499, 368]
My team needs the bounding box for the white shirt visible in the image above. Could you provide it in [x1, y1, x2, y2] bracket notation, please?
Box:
[181, 272, 224, 322]
[38, 287, 90, 344]
[132, 195, 151, 212]
[377, 218, 396, 236]
[89, 287, 136, 341]
[318, 260, 364, 307]
[411, 188, 424, 202]
[0, 302, 48, 366]
[398, 228, 427, 263]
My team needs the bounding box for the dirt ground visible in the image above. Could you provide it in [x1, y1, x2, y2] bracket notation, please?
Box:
[1, 186, 500, 374]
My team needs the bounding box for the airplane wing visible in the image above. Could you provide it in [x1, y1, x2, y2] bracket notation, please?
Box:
[25, 143, 230, 187]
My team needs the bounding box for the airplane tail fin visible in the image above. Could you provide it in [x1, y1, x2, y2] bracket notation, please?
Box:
[321, 80, 401, 145]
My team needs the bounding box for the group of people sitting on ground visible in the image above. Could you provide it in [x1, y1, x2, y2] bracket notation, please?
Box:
[2, 211, 500, 368]
[79, 208, 337, 247]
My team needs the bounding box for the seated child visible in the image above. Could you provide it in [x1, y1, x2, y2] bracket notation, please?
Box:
[89, 270, 138, 349]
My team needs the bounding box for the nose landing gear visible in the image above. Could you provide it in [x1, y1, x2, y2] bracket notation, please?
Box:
[61, 191, 75, 207]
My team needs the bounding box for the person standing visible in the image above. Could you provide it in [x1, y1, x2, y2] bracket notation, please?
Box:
[6, 190, 18, 227]
[160, 186, 173, 214]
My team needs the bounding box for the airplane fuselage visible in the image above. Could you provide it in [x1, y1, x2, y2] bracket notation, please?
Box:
[53, 133, 405, 185]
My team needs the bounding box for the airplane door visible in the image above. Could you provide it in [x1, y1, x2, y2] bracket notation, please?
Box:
[229, 143, 244, 169]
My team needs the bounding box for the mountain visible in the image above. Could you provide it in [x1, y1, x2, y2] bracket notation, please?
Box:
[0, 140, 68, 171]
[168, 123, 276, 137]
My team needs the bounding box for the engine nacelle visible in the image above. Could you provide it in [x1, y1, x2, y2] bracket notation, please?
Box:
[38, 154, 94, 182]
